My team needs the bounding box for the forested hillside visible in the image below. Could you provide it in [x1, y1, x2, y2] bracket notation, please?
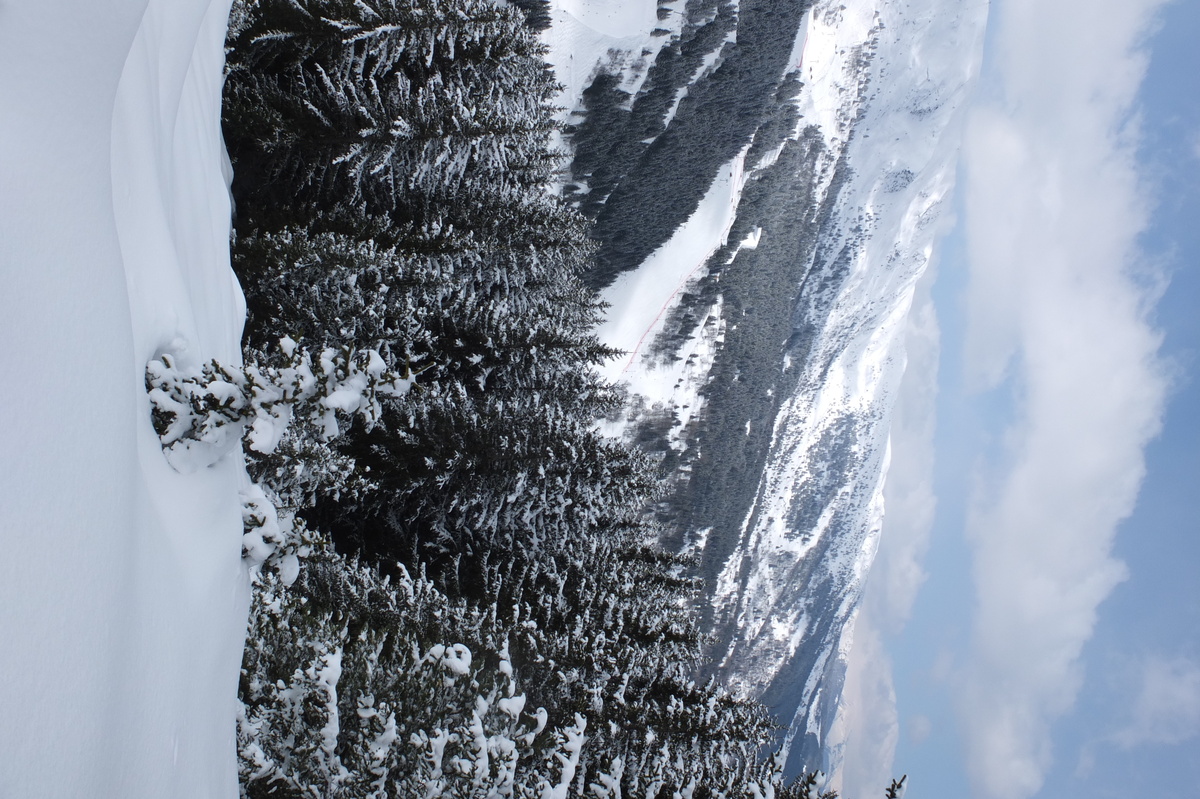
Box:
[142, 0, 852, 795]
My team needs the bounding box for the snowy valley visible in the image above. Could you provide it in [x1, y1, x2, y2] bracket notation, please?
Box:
[545, 0, 986, 779]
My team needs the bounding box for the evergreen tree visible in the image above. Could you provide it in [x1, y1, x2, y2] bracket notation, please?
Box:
[239, 547, 571, 798]
[224, 0, 559, 232]
[212, 0, 806, 795]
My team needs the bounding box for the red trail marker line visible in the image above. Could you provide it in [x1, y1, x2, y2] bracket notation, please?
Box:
[618, 258, 708, 374]
[618, 159, 744, 375]
[794, 19, 810, 72]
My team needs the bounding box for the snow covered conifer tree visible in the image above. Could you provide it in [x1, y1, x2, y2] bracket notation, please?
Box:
[238, 548, 582, 798]
[218, 0, 798, 794]
[225, 0, 559, 231]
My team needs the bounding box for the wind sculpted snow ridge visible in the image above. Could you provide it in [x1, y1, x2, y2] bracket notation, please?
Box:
[708, 0, 988, 778]
[1, 1, 247, 795]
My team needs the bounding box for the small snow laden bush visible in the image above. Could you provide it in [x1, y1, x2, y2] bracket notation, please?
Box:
[147, 339, 413, 468]
[146, 338, 415, 577]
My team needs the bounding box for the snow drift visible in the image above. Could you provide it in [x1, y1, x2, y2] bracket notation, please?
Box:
[0, 1, 247, 796]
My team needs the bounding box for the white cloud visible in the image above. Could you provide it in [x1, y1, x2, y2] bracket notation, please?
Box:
[909, 714, 933, 746]
[957, 0, 1170, 797]
[871, 268, 942, 637]
[1114, 656, 1200, 748]
[836, 613, 901, 797]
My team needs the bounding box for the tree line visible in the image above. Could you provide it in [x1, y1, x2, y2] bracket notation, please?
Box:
[206, 0, 796, 795]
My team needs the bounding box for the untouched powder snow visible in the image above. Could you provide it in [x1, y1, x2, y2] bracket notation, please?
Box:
[1, 1, 247, 796]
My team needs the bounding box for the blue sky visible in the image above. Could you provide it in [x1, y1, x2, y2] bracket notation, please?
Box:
[844, 0, 1200, 796]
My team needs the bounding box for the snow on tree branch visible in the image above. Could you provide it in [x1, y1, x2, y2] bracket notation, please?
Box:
[146, 337, 413, 472]
[145, 338, 417, 578]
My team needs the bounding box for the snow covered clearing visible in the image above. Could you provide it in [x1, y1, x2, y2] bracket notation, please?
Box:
[541, 0, 685, 166]
[596, 151, 744, 380]
[591, 150, 747, 451]
[543, 0, 682, 115]
[1, 1, 247, 796]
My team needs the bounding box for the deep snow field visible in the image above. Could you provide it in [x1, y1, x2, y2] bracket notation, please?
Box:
[1, 1, 247, 795]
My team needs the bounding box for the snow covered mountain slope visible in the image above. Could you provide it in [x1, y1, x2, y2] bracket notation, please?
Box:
[0, 1, 247, 796]
[545, 0, 986, 778]
[709, 0, 988, 776]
